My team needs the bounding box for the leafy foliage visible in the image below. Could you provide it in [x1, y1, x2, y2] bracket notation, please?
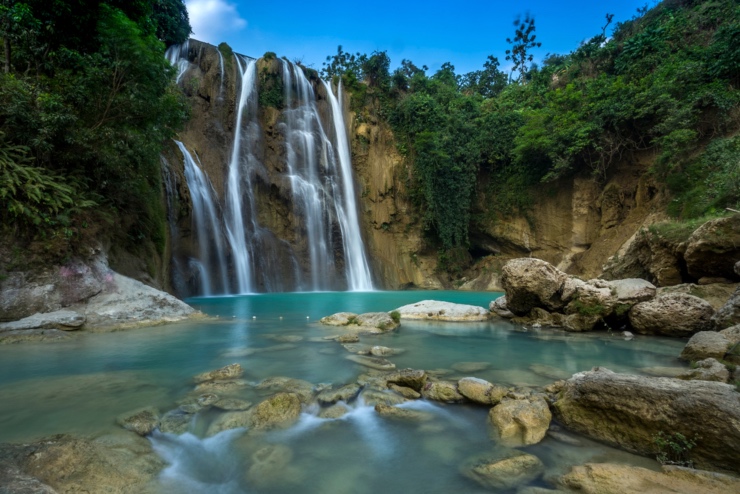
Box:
[654, 431, 697, 468]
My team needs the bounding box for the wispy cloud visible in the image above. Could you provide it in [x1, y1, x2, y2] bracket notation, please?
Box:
[185, 0, 247, 44]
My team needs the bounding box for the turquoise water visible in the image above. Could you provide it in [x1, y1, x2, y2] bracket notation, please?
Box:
[0, 291, 688, 492]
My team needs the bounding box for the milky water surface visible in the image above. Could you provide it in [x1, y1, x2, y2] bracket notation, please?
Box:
[0, 291, 688, 493]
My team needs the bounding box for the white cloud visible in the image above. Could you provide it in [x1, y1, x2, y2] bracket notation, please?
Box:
[185, 0, 247, 44]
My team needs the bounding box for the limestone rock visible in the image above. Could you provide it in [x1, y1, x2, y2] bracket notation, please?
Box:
[563, 313, 602, 332]
[206, 409, 252, 435]
[719, 324, 740, 345]
[490, 296, 515, 318]
[360, 389, 408, 407]
[564, 282, 616, 316]
[677, 358, 730, 383]
[255, 377, 315, 404]
[319, 312, 358, 326]
[346, 354, 396, 371]
[388, 383, 421, 399]
[316, 384, 362, 405]
[684, 215, 740, 281]
[354, 312, 399, 331]
[488, 396, 551, 446]
[606, 278, 657, 304]
[193, 363, 243, 383]
[336, 334, 359, 343]
[420, 380, 464, 403]
[318, 403, 350, 419]
[451, 361, 490, 373]
[245, 444, 295, 488]
[374, 403, 432, 421]
[116, 407, 159, 436]
[370, 345, 399, 357]
[246, 392, 302, 431]
[213, 398, 252, 411]
[529, 364, 572, 381]
[457, 377, 507, 405]
[712, 285, 740, 330]
[629, 293, 714, 336]
[159, 409, 192, 434]
[501, 258, 569, 315]
[558, 463, 740, 494]
[0, 328, 73, 344]
[680, 332, 730, 361]
[552, 367, 740, 472]
[193, 379, 249, 394]
[383, 369, 428, 391]
[462, 450, 544, 490]
[394, 300, 489, 321]
[0, 310, 85, 331]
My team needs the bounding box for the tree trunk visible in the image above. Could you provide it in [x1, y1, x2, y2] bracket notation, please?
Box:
[4, 37, 10, 73]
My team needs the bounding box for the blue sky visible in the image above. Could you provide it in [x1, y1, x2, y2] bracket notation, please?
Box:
[184, 0, 651, 75]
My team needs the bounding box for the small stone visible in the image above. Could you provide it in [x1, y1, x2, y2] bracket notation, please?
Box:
[116, 407, 159, 436]
[462, 450, 544, 490]
[336, 334, 359, 343]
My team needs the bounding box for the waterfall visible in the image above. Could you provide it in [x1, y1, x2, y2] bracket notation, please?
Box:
[323, 81, 374, 291]
[177, 140, 229, 295]
[165, 40, 190, 83]
[165, 41, 374, 295]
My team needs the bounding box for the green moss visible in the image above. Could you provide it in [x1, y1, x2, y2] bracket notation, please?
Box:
[390, 310, 401, 324]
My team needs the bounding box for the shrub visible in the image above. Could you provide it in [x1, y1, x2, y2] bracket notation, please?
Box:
[390, 310, 401, 324]
[653, 431, 697, 468]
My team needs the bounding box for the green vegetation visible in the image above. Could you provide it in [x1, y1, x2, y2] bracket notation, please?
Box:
[323, 0, 740, 272]
[0, 1, 190, 261]
[390, 310, 401, 324]
[653, 431, 698, 468]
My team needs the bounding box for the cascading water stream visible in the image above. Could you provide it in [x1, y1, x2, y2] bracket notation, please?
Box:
[323, 81, 374, 291]
[165, 40, 190, 83]
[177, 140, 229, 295]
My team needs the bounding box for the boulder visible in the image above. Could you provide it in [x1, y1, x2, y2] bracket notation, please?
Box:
[564, 282, 616, 317]
[719, 324, 740, 345]
[457, 377, 507, 405]
[116, 407, 159, 436]
[558, 463, 740, 494]
[501, 258, 569, 315]
[680, 332, 730, 361]
[677, 358, 730, 383]
[255, 377, 315, 404]
[394, 300, 489, 321]
[563, 313, 602, 332]
[193, 363, 244, 383]
[712, 285, 740, 330]
[629, 293, 714, 336]
[0, 310, 85, 331]
[606, 278, 657, 304]
[420, 381, 464, 403]
[316, 384, 362, 405]
[317, 403, 350, 419]
[354, 312, 399, 331]
[374, 403, 432, 421]
[245, 392, 302, 431]
[488, 396, 551, 446]
[159, 409, 192, 434]
[388, 384, 421, 399]
[684, 215, 740, 281]
[318, 312, 357, 326]
[489, 296, 515, 318]
[360, 389, 408, 407]
[552, 367, 740, 472]
[206, 409, 252, 435]
[383, 369, 428, 391]
[462, 450, 544, 490]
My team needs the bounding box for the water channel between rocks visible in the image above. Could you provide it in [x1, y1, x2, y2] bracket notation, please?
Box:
[0, 291, 689, 493]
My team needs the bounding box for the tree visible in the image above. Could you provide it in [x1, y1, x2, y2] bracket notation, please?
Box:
[505, 13, 542, 82]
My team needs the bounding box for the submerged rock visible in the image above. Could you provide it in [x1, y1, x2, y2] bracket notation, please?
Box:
[245, 444, 296, 489]
[629, 293, 715, 336]
[116, 407, 160, 436]
[374, 403, 432, 421]
[488, 395, 551, 446]
[255, 377, 315, 404]
[0, 310, 85, 331]
[213, 398, 252, 411]
[159, 409, 192, 434]
[677, 358, 730, 383]
[318, 403, 350, 419]
[193, 363, 244, 383]
[394, 300, 490, 321]
[552, 367, 740, 473]
[346, 354, 396, 371]
[451, 361, 490, 373]
[316, 384, 362, 405]
[462, 450, 544, 490]
[193, 379, 249, 394]
[388, 383, 421, 399]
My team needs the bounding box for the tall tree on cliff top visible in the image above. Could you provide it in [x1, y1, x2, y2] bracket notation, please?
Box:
[505, 13, 541, 82]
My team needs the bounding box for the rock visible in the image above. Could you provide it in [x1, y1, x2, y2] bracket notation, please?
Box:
[658, 282, 738, 310]
[552, 367, 740, 472]
[420, 381, 464, 403]
[451, 361, 490, 373]
[501, 258, 569, 315]
[719, 324, 740, 345]
[684, 215, 740, 281]
[318, 403, 350, 419]
[564, 282, 616, 317]
[606, 278, 657, 304]
[0, 310, 85, 331]
[712, 285, 740, 329]
[354, 312, 399, 332]
[193, 379, 249, 394]
[680, 331, 730, 361]
[374, 403, 432, 421]
[0, 328, 73, 344]
[342, 343, 372, 354]
[193, 363, 244, 383]
[246, 393, 302, 431]
[488, 396, 551, 446]
[316, 384, 362, 405]
[547, 430, 583, 446]
[563, 313, 602, 332]
[255, 377, 315, 404]
[75, 271, 197, 331]
[462, 450, 544, 490]
[490, 296, 515, 318]
[319, 312, 357, 326]
[528, 364, 572, 381]
[360, 389, 408, 406]
[159, 409, 192, 434]
[629, 293, 715, 336]
[0, 433, 163, 494]
[388, 383, 421, 399]
[677, 358, 730, 383]
[558, 463, 740, 494]
[384, 369, 428, 391]
[213, 398, 252, 411]
[346, 354, 396, 371]
[116, 407, 159, 436]
[264, 334, 303, 343]
[336, 334, 359, 343]
[245, 444, 298, 489]
[394, 300, 490, 321]
[206, 410, 252, 435]
[639, 366, 686, 378]
[457, 377, 507, 405]
[370, 345, 398, 357]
